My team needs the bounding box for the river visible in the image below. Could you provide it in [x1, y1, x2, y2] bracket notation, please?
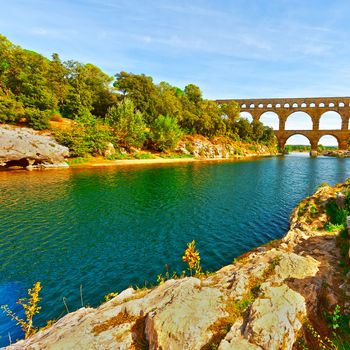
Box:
[0, 153, 349, 345]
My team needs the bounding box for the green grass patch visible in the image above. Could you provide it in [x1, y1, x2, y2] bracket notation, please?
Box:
[132, 152, 156, 159]
[67, 157, 90, 165]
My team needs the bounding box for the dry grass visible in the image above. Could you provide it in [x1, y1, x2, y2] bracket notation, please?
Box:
[92, 312, 138, 335]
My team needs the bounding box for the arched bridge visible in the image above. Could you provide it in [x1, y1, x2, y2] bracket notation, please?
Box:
[216, 97, 350, 150]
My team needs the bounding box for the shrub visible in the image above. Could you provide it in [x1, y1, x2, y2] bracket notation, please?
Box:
[54, 113, 115, 157]
[0, 92, 24, 124]
[25, 108, 51, 130]
[149, 115, 183, 151]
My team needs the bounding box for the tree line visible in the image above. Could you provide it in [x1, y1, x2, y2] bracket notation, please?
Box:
[0, 34, 276, 155]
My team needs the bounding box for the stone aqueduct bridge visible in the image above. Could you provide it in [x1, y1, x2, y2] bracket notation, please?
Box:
[216, 97, 350, 150]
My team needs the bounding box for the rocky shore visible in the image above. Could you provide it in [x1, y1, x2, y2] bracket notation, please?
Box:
[320, 150, 350, 158]
[0, 125, 69, 169]
[176, 135, 278, 159]
[5, 181, 349, 349]
[0, 124, 279, 171]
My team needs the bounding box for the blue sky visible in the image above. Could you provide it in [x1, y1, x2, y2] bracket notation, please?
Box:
[1, 0, 349, 144]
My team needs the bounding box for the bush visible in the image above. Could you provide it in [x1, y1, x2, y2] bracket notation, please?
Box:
[149, 115, 183, 151]
[326, 200, 349, 225]
[26, 108, 51, 130]
[0, 92, 24, 124]
[54, 113, 115, 157]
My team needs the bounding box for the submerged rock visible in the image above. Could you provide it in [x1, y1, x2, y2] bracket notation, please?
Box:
[0, 125, 69, 169]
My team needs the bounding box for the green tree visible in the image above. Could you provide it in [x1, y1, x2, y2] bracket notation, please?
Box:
[0, 88, 24, 124]
[221, 101, 240, 120]
[195, 99, 226, 137]
[184, 84, 202, 104]
[114, 72, 158, 124]
[47, 53, 70, 113]
[106, 98, 146, 149]
[235, 117, 253, 141]
[251, 120, 265, 141]
[83, 63, 114, 117]
[156, 82, 183, 121]
[150, 115, 183, 151]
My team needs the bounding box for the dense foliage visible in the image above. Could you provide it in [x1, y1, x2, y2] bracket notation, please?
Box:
[285, 145, 337, 152]
[0, 34, 277, 154]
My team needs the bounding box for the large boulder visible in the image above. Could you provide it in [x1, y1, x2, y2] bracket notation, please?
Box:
[0, 125, 69, 169]
[243, 284, 306, 350]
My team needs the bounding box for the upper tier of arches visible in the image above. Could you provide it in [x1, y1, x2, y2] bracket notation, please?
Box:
[239, 110, 344, 131]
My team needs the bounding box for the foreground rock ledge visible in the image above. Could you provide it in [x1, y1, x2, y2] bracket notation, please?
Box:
[0, 125, 69, 169]
[6, 181, 349, 350]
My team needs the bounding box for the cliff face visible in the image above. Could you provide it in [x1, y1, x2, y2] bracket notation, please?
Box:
[0, 125, 69, 169]
[5, 182, 349, 350]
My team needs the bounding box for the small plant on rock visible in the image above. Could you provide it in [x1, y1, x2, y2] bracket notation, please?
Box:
[104, 292, 118, 302]
[182, 240, 202, 277]
[1, 281, 42, 339]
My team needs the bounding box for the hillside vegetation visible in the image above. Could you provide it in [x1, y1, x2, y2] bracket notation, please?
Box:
[0, 34, 276, 157]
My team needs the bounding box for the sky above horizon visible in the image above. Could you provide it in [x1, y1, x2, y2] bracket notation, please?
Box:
[1, 0, 349, 145]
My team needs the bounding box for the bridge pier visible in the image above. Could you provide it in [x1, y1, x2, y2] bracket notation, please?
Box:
[341, 116, 349, 131]
[339, 139, 348, 150]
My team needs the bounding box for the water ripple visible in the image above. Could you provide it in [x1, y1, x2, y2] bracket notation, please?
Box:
[1, 156, 350, 346]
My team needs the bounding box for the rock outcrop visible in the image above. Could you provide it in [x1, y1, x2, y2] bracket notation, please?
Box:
[5, 181, 349, 349]
[0, 125, 69, 169]
[176, 135, 278, 159]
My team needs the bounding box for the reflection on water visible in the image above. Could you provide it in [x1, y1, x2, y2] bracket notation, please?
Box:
[0, 155, 349, 346]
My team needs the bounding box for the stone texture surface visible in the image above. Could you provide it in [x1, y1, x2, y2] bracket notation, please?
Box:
[273, 252, 319, 282]
[244, 284, 306, 350]
[0, 125, 69, 169]
[176, 136, 277, 159]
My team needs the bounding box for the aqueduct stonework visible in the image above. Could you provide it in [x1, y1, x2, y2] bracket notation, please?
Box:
[216, 97, 350, 150]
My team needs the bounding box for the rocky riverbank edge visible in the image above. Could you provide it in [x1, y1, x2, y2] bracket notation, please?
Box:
[0, 124, 279, 170]
[5, 181, 350, 349]
[319, 150, 350, 158]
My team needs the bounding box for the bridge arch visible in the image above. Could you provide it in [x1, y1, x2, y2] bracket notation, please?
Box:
[319, 111, 342, 130]
[259, 111, 279, 130]
[317, 135, 339, 149]
[285, 111, 313, 130]
[240, 111, 253, 122]
[282, 134, 312, 150]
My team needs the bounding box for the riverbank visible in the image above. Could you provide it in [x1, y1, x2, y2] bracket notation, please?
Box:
[0, 124, 279, 170]
[68, 153, 278, 169]
[320, 150, 350, 157]
[5, 180, 349, 349]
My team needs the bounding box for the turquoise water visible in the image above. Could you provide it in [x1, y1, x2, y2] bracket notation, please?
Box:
[0, 154, 349, 346]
